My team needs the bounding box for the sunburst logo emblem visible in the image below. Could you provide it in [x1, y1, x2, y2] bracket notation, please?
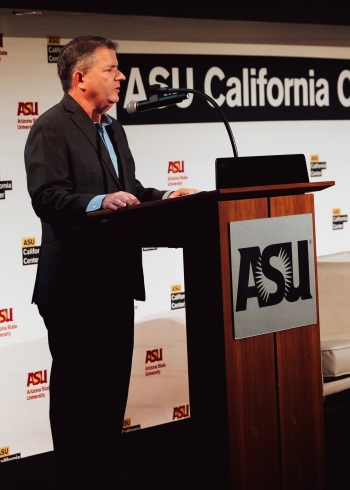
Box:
[255, 248, 292, 302]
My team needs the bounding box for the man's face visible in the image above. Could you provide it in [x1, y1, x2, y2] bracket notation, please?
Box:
[81, 47, 126, 112]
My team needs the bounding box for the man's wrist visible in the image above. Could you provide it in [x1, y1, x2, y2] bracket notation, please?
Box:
[86, 195, 107, 212]
[162, 190, 174, 200]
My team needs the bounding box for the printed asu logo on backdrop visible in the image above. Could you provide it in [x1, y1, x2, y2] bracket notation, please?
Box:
[122, 418, 141, 433]
[27, 370, 48, 386]
[146, 348, 163, 363]
[17, 102, 39, 130]
[145, 348, 166, 377]
[173, 404, 190, 420]
[171, 284, 185, 310]
[0, 171, 13, 200]
[0, 446, 21, 463]
[0, 308, 17, 339]
[27, 369, 49, 401]
[332, 208, 348, 230]
[0, 308, 13, 323]
[0, 446, 10, 459]
[230, 214, 317, 339]
[17, 102, 38, 116]
[310, 154, 327, 177]
[167, 160, 188, 187]
[0, 34, 9, 61]
[22, 237, 40, 265]
[47, 36, 64, 63]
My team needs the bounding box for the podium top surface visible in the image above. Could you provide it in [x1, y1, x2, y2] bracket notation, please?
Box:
[88, 181, 335, 219]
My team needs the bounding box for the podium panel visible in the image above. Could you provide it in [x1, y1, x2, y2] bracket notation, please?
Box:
[219, 198, 280, 489]
[216, 192, 324, 489]
[271, 194, 325, 489]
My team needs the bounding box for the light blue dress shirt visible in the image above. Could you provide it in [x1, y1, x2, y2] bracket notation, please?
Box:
[86, 114, 172, 212]
[86, 114, 117, 212]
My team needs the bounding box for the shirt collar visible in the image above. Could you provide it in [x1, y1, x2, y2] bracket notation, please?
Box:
[94, 113, 112, 128]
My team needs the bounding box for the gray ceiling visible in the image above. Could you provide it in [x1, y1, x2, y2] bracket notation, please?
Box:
[4, 1, 350, 27]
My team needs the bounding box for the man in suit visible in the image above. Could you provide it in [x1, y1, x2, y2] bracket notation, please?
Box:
[25, 35, 196, 488]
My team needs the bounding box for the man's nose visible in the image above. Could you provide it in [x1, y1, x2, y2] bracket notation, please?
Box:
[116, 71, 126, 81]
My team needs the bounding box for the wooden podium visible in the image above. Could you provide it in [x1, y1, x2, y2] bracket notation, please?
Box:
[92, 181, 333, 489]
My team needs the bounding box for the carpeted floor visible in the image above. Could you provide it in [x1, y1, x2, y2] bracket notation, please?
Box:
[1, 420, 193, 490]
[2, 402, 350, 490]
[324, 389, 350, 490]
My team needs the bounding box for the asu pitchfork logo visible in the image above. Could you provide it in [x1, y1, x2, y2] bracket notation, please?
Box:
[236, 240, 312, 311]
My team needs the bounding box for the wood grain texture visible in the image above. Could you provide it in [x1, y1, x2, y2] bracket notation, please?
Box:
[270, 194, 325, 490]
[219, 198, 281, 490]
[219, 181, 334, 197]
[87, 181, 335, 219]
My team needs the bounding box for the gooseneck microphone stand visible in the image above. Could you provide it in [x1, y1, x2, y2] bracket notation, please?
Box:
[127, 85, 311, 190]
[137, 84, 239, 158]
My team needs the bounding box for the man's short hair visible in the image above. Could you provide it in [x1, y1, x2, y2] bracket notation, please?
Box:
[57, 35, 118, 92]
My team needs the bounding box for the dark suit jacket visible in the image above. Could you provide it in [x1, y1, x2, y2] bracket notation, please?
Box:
[25, 93, 165, 305]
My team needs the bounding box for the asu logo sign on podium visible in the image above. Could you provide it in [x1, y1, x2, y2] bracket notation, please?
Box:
[236, 241, 312, 310]
[230, 214, 317, 339]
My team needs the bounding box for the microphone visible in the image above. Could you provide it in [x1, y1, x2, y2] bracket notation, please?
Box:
[126, 93, 189, 114]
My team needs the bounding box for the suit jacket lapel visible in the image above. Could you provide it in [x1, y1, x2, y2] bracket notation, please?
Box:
[61, 94, 123, 190]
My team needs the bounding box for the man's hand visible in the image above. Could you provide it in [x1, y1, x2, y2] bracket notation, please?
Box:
[102, 192, 140, 211]
[167, 188, 200, 198]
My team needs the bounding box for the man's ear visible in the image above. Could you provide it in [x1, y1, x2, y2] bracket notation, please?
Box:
[72, 71, 85, 90]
